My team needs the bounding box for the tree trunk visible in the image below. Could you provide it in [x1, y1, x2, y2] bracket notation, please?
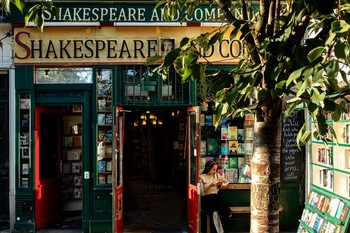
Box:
[250, 109, 282, 233]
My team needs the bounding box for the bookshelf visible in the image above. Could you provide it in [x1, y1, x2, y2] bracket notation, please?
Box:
[298, 112, 350, 232]
[61, 114, 82, 211]
[199, 112, 254, 184]
[96, 69, 113, 185]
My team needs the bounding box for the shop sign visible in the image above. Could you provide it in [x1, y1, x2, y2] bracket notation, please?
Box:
[6, 3, 257, 23]
[14, 27, 244, 65]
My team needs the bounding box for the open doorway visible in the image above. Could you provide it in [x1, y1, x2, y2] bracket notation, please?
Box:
[35, 106, 83, 231]
[123, 109, 188, 232]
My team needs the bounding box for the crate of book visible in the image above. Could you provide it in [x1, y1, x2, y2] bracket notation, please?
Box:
[297, 188, 350, 233]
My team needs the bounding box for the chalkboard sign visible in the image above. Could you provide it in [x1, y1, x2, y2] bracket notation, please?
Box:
[281, 110, 305, 183]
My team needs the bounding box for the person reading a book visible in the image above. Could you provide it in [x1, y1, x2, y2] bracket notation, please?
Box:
[200, 160, 231, 233]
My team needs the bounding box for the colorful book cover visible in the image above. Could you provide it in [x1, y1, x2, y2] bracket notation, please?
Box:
[98, 161, 106, 172]
[245, 126, 254, 140]
[221, 141, 229, 155]
[245, 113, 254, 125]
[205, 115, 213, 126]
[221, 126, 228, 140]
[200, 141, 207, 155]
[238, 157, 245, 167]
[245, 142, 253, 155]
[220, 156, 229, 169]
[200, 114, 205, 126]
[228, 157, 238, 168]
[238, 143, 245, 154]
[225, 168, 238, 183]
[237, 128, 244, 141]
[229, 140, 238, 154]
[228, 126, 238, 140]
[207, 138, 220, 154]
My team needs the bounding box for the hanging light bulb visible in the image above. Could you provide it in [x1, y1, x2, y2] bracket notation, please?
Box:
[141, 120, 147, 126]
[134, 120, 138, 127]
[140, 113, 146, 120]
[152, 119, 157, 125]
[158, 119, 163, 125]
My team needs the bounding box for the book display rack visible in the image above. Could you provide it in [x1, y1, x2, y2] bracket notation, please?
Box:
[96, 69, 113, 185]
[298, 111, 350, 232]
[200, 113, 254, 184]
[61, 113, 83, 211]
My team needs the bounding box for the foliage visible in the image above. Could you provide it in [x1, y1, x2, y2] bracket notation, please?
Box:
[2, 0, 58, 31]
[147, 0, 350, 147]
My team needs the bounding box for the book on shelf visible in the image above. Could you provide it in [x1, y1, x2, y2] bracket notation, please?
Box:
[71, 162, 80, 174]
[106, 161, 112, 172]
[64, 136, 73, 148]
[245, 113, 254, 125]
[228, 157, 238, 168]
[22, 163, 29, 175]
[220, 156, 229, 169]
[98, 161, 106, 172]
[245, 142, 253, 155]
[98, 99, 106, 111]
[105, 113, 112, 125]
[107, 175, 112, 184]
[344, 149, 350, 169]
[225, 168, 238, 183]
[227, 126, 237, 140]
[335, 200, 345, 219]
[200, 141, 207, 155]
[200, 114, 205, 126]
[339, 206, 349, 222]
[74, 175, 81, 186]
[237, 128, 244, 141]
[221, 141, 229, 155]
[221, 126, 228, 140]
[98, 174, 106, 184]
[207, 138, 220, 154]
[228, 140, 238, 155]
[237, 157, 245, 168]
[327, 197, 341, 217]
[237, 143, 245, 154]
[98, 113, 106, 125]
[73, 136, 81, 147]
[245, 126, 254, 140]
[321, 197, 330, 213]
[205, 115, 213, 126]
[74, 187, 81, 198]
[312, 214, 322, 231]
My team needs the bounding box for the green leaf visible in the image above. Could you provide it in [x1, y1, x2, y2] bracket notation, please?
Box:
[163, 48, 181, 67]
[145, 55, 163, 66]
[11, 0, 25, 13]
[226, 86, 239, 107]
[182, 64, 200, 81]
[307, 46, 325, 63]
[310, 88, 325, 104]
[296, 75, 311, 97]
[183, 53, 198, 69]
[286, 67, 304, 87]
[296, 123, 311, 149]
[334, 41, 347, 60]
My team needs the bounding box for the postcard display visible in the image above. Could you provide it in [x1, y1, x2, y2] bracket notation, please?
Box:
[61, 113, 83, 211]
[19, 94, 31, 188]
[200, 113, 254, 183]
[297, 112, 350, 233]
[96, 69, 113, 185]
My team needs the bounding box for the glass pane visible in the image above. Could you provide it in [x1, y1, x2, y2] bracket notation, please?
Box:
[35, 67, 93, 84]
[96, 69, 113, 186]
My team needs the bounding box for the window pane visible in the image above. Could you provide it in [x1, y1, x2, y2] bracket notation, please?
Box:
[35, 67, 93, 84]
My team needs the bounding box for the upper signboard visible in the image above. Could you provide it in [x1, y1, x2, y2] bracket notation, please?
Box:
[5, 2, 256, 23]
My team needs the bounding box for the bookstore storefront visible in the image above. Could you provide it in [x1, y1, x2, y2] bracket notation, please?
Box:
[12, 19, 244, 232]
